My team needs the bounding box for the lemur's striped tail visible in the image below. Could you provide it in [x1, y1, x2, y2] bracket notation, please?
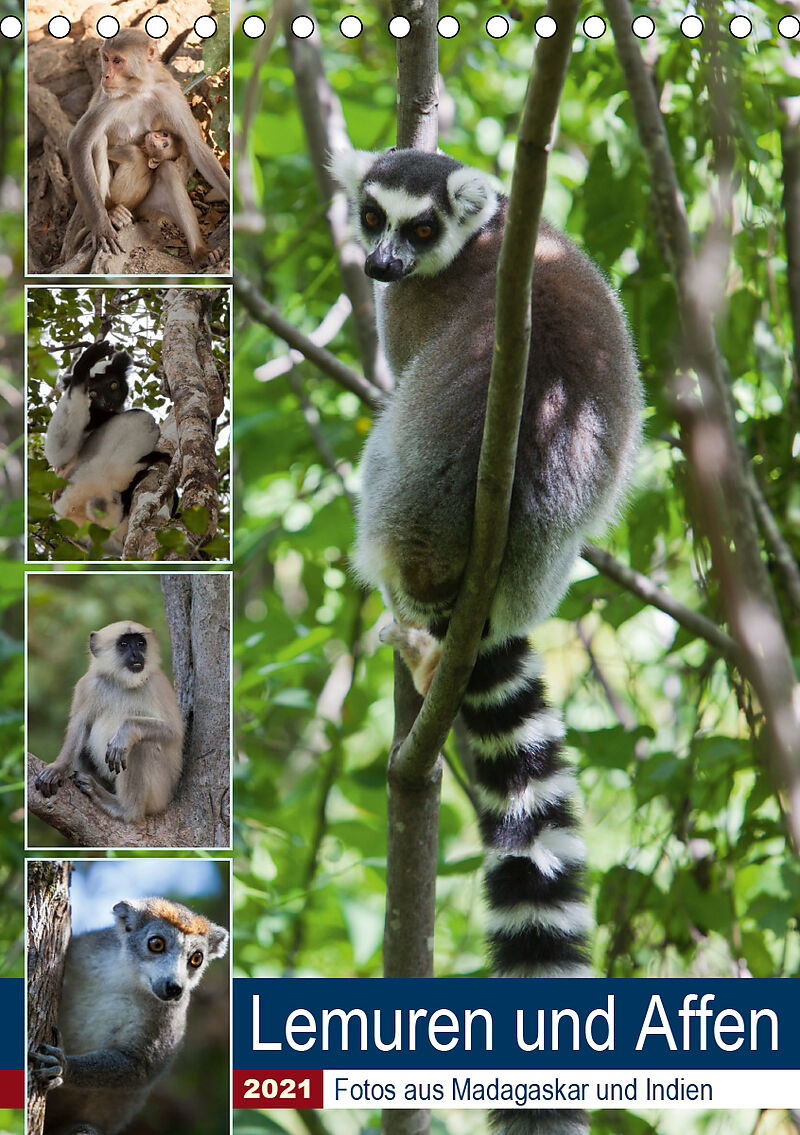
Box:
[382, 623, 591, 1134]
[460, 635, 591, 978]
[460, 635, 590, 1135]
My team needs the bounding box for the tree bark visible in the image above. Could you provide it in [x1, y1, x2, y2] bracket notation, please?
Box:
[27, 574, 231, 849]
[157, 289, 224, 559]
[392, 0, 439, 151]
[27, 860, 71, 1135]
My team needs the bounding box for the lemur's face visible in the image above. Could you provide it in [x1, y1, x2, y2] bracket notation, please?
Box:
[114, 899, 228, 1004]
[331, 149, 499, 280]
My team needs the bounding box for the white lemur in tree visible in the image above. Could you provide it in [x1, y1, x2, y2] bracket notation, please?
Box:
[32, 896, 228, 1135]
[44, 341, 167, 555]
[332, 148, 642, 1135]
[34, 621, 183, 824]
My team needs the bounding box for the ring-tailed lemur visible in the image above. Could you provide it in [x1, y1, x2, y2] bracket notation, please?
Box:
[32, 896, 228, 1135]
[331, 147, 641, 1131]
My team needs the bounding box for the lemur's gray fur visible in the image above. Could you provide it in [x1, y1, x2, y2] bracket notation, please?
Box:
[32, 896, 228, 1135]
[331, 148, 642, 1135]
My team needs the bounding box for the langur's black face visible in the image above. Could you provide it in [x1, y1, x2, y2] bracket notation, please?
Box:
[116, 631, 148, 674]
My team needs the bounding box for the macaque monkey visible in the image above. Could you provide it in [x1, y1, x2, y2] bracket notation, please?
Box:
[106, 128, 183, 228]
[67, 28, 230, 267]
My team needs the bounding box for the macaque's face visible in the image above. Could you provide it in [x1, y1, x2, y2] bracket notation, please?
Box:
[101, 49, 134, 95]
[145, 130, 179, 161]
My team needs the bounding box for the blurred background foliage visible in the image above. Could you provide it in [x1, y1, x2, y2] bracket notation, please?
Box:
[0, 19, 26, 999]
[232, 2, 799, 1130]
[0, 1, 797, 1134]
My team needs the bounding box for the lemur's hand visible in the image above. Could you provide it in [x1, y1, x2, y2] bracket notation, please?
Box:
[32, 1030, 66, 1090]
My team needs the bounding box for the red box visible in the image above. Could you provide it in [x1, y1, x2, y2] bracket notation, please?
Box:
[234, 1069, 324, 1109]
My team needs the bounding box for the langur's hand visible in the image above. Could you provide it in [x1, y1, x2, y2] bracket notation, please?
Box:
[106, 730, 129, 774]
[35, 766, 63, 797]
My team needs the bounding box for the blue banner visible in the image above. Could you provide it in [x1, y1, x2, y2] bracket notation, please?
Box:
[233, 978, 799, 1071]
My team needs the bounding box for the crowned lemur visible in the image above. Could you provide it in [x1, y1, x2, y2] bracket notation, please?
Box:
[332, 147, 641, 1129]
[32, 896, 228, 1135]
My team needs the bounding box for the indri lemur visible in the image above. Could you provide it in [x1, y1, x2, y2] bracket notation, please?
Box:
[32, 896, 227, 1135]
[44, 341, 166, 555]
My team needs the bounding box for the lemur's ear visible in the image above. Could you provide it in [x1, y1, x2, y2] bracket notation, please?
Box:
[328, 149, 376, 197]
[113, 900, 138, 932]
[206, 921, 229, 959]
[446, 166, 495, 221]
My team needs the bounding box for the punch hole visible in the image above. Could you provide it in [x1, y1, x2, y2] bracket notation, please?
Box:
[1, 13, 21, 36]
[680, 14, 703, 39]
[631, 15, 655, 38]
[388, 15, 410, 38]
[47, 14, 70, 37]
[243, 14, 266, 38]
[778, 14, 800, 38]
[728, 15, 751, 39]
[145, 15, 168, 39]
[194, 15, 217, 38]
[486, 15, 509, 39]
[96, 15, 119, 39]
[291, 15, 314, 38]
[339, 15, 362, 38]
[535, 15, 556, 38]
[583, 15, 606, 39]
[438, 15, 460, 38]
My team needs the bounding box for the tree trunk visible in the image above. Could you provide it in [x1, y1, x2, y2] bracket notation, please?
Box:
[27, 860, 71, 1135]
[162, 572, 231, 848]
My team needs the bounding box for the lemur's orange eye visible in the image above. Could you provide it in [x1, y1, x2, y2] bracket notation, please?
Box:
[415, 224, 433, 239]
[189, 950, 204, 968]
[148, 936, 166, 953]
[364, 212, 380, 228]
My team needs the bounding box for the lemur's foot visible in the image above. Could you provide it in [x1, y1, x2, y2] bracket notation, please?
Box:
[380, 621, 441, 696]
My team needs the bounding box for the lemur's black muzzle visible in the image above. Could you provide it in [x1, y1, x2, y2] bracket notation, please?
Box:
[365, 246, 408, 282]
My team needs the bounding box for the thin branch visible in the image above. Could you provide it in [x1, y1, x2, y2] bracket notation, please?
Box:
[604, 0, 800, 845]
[581, 541, 741, 665]
[233, 267, 382, 410]
[284, 0, 391, 391]
[576, 620, 637, 730]
[391, 1, 582, 784]
[392, 0, 439, 151]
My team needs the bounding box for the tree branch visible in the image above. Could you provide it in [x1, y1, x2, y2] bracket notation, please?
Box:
[581, 541, 741, 665]
[604, 0, 800, 846]
[233, 267, 382, 410]
[392, 0, 439, 151]
[284, 0, 391, 391]
[391, 1, 581, 785]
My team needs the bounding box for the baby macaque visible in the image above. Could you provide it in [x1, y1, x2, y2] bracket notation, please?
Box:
[106, 128, 184, 228]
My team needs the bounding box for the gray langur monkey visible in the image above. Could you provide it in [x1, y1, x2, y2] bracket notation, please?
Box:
[32, 896, 228, 1135]
[34, 621, 183, 823]
[331, 148, 642, 1134]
